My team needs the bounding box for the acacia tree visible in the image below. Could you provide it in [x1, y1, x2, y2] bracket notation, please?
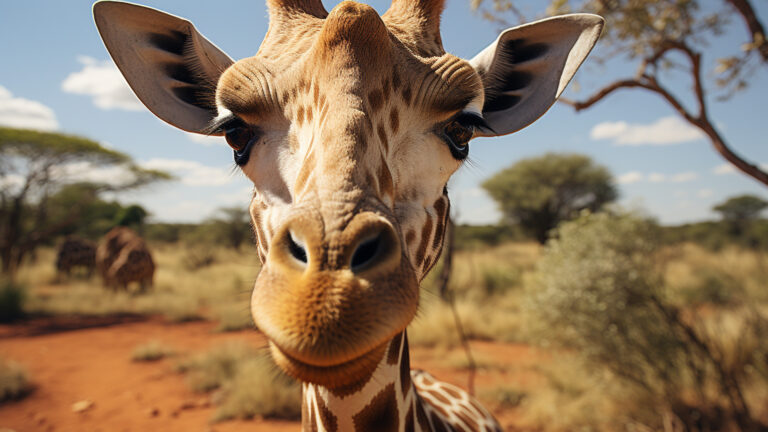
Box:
[482, 153, 617, 243]
[475, 0, 768, 186]
[713, 193, 768, 236]
[0, 127, 169, 277]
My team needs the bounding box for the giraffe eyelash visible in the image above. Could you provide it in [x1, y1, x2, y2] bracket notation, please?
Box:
[203, 113, 239, 135]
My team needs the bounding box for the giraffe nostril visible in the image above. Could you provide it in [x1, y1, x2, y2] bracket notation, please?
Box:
[287, 232, 308, 265]
[350, 233, 382, 272]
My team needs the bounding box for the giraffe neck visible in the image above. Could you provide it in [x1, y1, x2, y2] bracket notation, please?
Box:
[301, 331, 421, 431]
[300, 331, 502, 432]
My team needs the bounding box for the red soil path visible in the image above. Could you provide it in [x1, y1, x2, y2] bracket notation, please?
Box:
[0, 318, 541, 431]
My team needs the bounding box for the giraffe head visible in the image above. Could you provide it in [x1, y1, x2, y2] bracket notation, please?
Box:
[95, 0, 602, 388]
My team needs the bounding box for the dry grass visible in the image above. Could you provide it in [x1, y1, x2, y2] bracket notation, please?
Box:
[16, 245, 258, 324]
[664, 243, 768, 304]
[175, 342, 301, 421]
[0, 357, 33, 403]
[131, 340, 176, 362]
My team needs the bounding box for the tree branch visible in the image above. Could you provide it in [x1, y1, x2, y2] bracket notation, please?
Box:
[561, 71, 768, 187]
[725, 0, 768, 62]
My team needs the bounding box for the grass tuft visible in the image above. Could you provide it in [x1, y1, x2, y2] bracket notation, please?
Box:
[0, 357, 33, 403]
[175, 342, 301, 421]
[131, 340, 175, 362]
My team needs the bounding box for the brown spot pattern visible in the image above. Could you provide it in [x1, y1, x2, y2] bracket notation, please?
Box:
[378, 157, 394, 198]
[368, 89, 384, 112]
[415, 397, 431, 431]
[400, 337, 411, 396]
[377, 124, 388, 147]
[317, 396, 338, 432]
[401, 86, 412, 106]
[455, 410, 479, 431]
[414, 214, 433, 265]
[430, 411, 449, 432]
[405, 230, 416, 248]
[432, 197, 448, 250]
[387, 332, 403, 365]
[389, 107, 400, 134]
[404, 405, 415, 432]
[352, 383, 398, 432]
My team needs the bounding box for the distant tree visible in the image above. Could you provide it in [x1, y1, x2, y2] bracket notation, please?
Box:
[210, 206, 252, 250]
[0, 127, 170, 277]
[714, 194, 768, 222]
[475, 0, 768, 187]
[482, 153, 617, 243]
[115, 204, 149, 228]
[217, 207, 253, 249]
[713, 194, 768, 236]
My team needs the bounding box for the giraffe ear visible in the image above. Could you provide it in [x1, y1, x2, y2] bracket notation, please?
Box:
[93, 1, 233, 134]
[470, 14, 603, 137]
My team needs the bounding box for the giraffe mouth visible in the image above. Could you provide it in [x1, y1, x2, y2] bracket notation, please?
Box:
[268, 340, 389, 389]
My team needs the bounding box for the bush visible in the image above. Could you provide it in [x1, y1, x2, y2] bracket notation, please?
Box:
[0, 357, 33, 402]
[526, 211, 768, 430]
[0, 279, 25, 323]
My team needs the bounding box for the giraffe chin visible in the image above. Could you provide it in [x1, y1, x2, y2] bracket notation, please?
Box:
[269, 340, 388, 389]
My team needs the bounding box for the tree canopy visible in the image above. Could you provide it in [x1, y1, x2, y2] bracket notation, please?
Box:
[482, 153, 617, 243]
[713, 194, 768, 222]
[0, 127, 170, 276]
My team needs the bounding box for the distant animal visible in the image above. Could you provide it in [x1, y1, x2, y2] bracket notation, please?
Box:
[97, 227, 154, 291]
[105, 237, 155, 291]
[96, 226, 139, 281]
[56, 236, 96, 277]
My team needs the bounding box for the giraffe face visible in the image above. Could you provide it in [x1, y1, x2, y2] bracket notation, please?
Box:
[210, 2, 483, 387]
[95, 0, 603, 390]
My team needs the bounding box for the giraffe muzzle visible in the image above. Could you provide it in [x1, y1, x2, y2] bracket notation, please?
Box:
[250, 210, 419, 387]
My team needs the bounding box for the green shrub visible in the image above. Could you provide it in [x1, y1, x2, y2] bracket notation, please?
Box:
[480, 266, 521, 297]
[0, 279, 25, 323]
[526, 211, 768, 430]
[0, 357, 32, 402]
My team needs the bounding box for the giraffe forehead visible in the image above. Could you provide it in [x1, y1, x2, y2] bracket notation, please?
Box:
[216, 3, 482, 120]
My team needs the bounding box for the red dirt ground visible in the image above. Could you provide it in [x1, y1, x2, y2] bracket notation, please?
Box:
[0, 318, 541, 432]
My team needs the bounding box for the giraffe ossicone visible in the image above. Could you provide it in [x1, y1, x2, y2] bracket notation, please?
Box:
[94, 1, 603, 430]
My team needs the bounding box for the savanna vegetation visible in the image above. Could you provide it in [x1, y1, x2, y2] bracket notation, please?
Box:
[4, 147, 767, 428]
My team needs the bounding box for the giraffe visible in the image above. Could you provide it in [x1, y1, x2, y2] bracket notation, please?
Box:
[97, 226, 154, 291]
[93, 0, 603, 430]
[105, 236, 155, 292]
[56, 236, 96, 277]
[96, 226, 138, 282]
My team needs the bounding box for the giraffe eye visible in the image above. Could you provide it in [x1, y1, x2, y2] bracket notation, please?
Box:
[442, 117, 475, 160]
[223, 118, 260, 165]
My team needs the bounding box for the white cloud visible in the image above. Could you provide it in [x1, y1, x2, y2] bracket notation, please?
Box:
[697, 189, 714, 198]
[187, 133, 226, 146]
[590, 116, 704, 146]
[50, 161, 138, 186]
[0, 85, 59, 131]
[617, 171, 644, 184]
[61, 56, 143, 111]
[713, 163, 736, 175]
[670, 171, 698, 182]
[141, 158, 234, 186]
[617, 171, 698, 184]
[714, 162, 768, 175]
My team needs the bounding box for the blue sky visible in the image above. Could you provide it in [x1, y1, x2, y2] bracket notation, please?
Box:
[1, 0, 766, 225]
